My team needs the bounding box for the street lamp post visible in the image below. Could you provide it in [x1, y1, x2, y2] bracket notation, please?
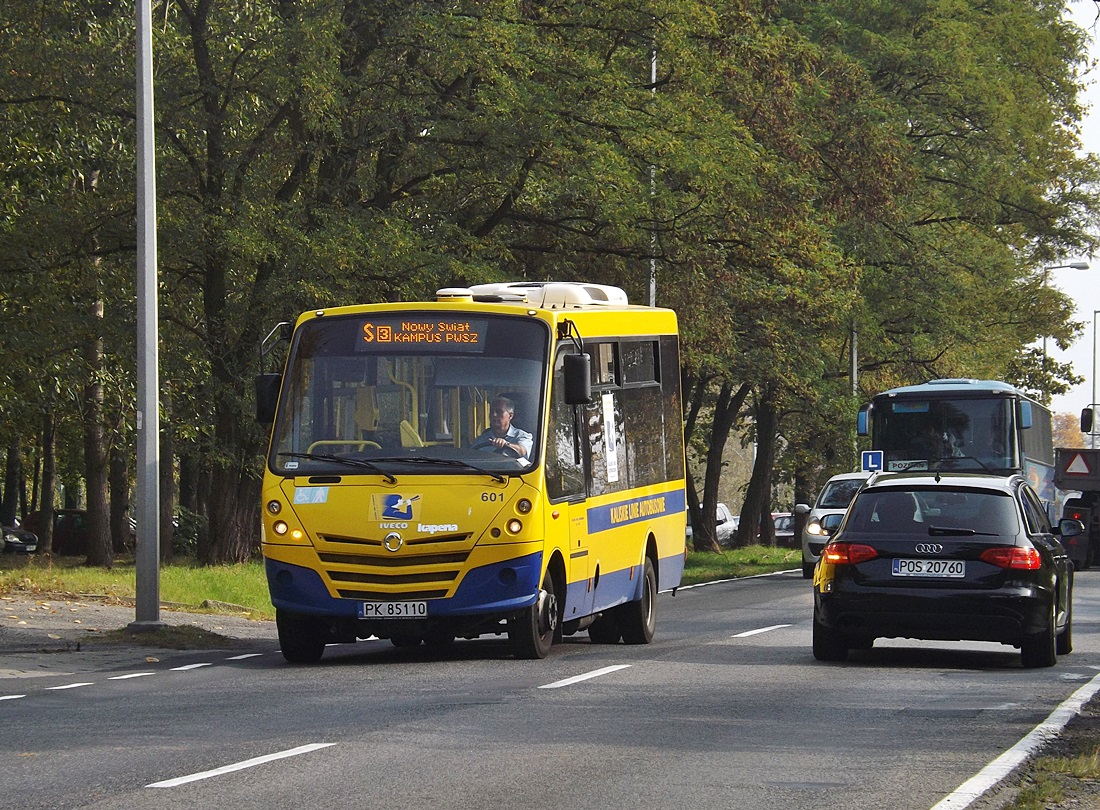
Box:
[1093, 309, 1100, 449]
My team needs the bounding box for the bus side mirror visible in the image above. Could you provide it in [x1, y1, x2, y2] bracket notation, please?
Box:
[1019, 400, 1033, 430]
[856, 403, 871, 437]
[563, 353, 592, 405]
[1083, 407, 1095, 434]
[255, 373, 282, 424]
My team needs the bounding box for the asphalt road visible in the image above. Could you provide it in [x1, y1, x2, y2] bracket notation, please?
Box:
[4, 569, 1100, 810]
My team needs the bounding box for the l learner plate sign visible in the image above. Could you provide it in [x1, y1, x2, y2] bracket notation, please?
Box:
[892, 558, 965, 578]
[359, 601, 428, 619]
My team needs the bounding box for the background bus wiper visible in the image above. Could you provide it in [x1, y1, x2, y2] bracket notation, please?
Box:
[278, 452, 397, 484]
[371, 456, 506, 483]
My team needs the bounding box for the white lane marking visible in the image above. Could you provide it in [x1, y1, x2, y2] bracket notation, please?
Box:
[225, 653, 263, 660]
[931, 672, 1100, 809]
[170, 663, 213, 671]
[670, 568, 801, 591]
[46, 682, 94, 690]
[733, 624, 791, 638]
[539, 664, 631, 689]
[0, 694, 26, 701]
[108, 673, 155, 680]
[147, 743, 336, 788]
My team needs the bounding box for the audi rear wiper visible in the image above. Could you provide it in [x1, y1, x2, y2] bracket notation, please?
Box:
[370, 455, 506, 484]
[928, 525, 975, 536]
[278, 452, 397, 484]
[928, 525, 998, 537]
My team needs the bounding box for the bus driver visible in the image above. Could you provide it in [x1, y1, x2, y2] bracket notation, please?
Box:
[472, 395, 533, 458]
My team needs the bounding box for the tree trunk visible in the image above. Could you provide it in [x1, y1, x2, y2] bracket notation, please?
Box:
[160, 420, 176, 563]
[82, 294, 112, 569]
[109, 445, 130, 554]
[739, 386, 779, 547]
[39, 410, 56, 555]
[2, 439, 20, 526]
[700, 382, 750, 550]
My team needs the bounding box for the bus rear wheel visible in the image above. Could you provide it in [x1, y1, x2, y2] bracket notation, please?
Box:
[510, 570, 558, 659]
[616, 557, 657, 645]
[276, 609, 327, 664]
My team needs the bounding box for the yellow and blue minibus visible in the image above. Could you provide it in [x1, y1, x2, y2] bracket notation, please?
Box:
[255, 281, 687, 662]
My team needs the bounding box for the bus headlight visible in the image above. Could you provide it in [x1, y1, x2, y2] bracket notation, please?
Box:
[516, 498, 532, 514]
[506, 518, 523, 535]
[273, 520, 289, 536]
[267, 500, 282, 515]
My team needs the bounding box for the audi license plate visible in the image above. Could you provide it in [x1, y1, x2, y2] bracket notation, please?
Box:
[359, 601, 428, 619]
[892, 558, 965, 578]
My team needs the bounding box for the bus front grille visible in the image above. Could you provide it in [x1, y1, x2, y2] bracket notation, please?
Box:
[315, 535, 472, 600]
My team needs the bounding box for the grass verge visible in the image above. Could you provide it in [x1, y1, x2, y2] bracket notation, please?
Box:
[999, 713, 1100, 810]
[0, 554, 272, 619]
[682, 545, 800, 585]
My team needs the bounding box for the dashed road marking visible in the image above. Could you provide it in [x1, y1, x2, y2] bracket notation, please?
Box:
[147, 743, 336, 788]
[539, 664, 631, 689]
[732, 624, 791, 638]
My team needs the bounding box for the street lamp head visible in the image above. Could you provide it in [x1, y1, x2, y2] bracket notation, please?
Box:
[1067, 261, 1090, 270]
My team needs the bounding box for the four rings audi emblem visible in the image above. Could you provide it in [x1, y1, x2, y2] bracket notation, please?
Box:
[914, 543, 944, 554]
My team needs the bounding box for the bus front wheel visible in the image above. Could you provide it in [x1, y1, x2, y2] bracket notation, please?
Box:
[276, 609, 327, 664]
[510, 571, 558, 659]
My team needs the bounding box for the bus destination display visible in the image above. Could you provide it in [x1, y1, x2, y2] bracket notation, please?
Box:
[357, 316, 488, 352]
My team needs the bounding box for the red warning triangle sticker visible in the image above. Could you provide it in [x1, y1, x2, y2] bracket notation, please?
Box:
[1066, 453, 1092, 475]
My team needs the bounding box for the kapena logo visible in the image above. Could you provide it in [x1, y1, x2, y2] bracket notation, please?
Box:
[418, 522, 458, 535]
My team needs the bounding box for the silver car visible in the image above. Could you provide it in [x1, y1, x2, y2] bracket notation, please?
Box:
[796, 472, 871, 578]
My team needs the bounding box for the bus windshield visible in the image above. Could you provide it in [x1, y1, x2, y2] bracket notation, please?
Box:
[269, 312, 550, 477]
[875, 396, 1017, 473]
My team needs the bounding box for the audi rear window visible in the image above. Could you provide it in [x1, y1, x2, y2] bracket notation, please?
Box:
[846, 488, 1019, 537]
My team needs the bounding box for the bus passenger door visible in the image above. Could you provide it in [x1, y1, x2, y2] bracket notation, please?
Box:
[547, 348, 593, 620]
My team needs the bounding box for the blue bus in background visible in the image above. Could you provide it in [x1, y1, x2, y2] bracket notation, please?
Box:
[857, 379, 1055, 507]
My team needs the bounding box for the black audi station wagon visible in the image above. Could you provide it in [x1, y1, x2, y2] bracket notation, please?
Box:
[812, 472, 1081, 668]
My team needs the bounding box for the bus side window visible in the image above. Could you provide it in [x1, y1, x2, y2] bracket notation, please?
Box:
[547, 350, 585, 501]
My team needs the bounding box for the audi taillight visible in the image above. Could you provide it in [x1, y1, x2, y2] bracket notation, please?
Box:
[822, 542, 878, 565]
[979, 546, 1042, 570]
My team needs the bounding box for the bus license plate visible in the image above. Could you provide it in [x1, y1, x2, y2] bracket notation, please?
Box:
[892, 558, 965, 578]
[359, 601, 428, 619]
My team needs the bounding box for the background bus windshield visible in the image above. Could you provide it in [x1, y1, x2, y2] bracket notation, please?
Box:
[271, 314, 549, 475]
[875, 397, 1016, 473]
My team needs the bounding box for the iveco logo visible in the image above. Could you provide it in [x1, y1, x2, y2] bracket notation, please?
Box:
[383, 532, 404, 553]
[914, 543, 944, 554]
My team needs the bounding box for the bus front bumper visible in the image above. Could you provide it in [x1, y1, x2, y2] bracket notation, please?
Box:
[264, 552, 543, 619]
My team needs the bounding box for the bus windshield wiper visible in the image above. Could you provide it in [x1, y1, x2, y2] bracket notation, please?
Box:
[929, 455, 997, 474]
[278, 452, 397, 484]
[370, 455, 507, 484]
